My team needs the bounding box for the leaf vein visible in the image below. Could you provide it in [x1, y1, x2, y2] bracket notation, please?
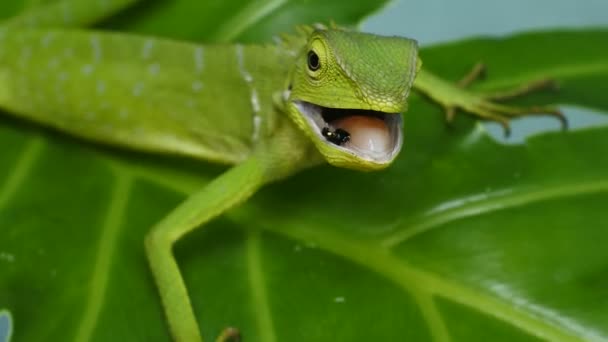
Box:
[0, 137, 44, 212]
[211, 0, 288, 42]
[381, 180, 608, 248]
[416, 293, 451, 342]
[247, 230, 277, 342]
[74, 172, 133, 342]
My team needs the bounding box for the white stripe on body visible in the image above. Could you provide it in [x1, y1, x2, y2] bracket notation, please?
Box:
[235, 45, 262, 142]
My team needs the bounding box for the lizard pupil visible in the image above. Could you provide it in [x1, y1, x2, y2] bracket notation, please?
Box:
[307, 51, 320, 71]
[322, 127, 350, 145]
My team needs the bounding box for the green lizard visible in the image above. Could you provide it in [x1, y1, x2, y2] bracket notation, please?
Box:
[0, 0, 566, 341]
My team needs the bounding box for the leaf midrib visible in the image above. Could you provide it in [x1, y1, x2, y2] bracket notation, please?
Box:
[211, 0, 288, 42]
[257, 221, 590, 342]
[74, 172, 132, 342]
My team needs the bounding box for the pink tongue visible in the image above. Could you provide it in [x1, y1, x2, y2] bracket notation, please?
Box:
[332, 115, 390, 153]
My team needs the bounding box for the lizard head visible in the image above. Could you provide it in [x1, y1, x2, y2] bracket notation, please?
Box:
[284, 27, 420, 171]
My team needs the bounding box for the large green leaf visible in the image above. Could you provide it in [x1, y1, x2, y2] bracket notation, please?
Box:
[1, 1, 608, 341]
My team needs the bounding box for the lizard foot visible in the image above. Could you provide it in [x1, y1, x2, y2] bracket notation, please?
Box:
[416, 63, 568, 137]
[215, 327, 241, 342]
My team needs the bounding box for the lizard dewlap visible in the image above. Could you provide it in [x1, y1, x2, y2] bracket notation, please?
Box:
[333, 115, 390, 153]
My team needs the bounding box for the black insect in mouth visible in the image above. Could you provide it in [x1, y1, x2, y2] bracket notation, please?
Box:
[293, 100, 403, 163]
[321, 127, 351, 145]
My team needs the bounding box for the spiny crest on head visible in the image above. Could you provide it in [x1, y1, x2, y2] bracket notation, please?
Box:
[275, 23, 342, 55]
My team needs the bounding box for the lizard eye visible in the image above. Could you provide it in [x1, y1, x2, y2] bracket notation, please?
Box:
[307, 50, 320, 71]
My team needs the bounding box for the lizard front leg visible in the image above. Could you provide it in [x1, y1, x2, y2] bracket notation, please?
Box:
[414, 66, 567, 136]
[145, 157, 267, 342]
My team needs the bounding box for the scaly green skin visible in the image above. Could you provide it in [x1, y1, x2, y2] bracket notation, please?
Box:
[0, 1, 564, 341]
[284, 27, 419, 170]
[0, 28, 297, 164]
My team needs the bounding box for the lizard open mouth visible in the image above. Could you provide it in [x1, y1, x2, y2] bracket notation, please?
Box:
[294, 101, 403, 163]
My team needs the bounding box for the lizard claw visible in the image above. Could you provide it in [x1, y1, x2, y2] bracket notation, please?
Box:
[457, 62, 487, 88]
[216, 327, 241, 342]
